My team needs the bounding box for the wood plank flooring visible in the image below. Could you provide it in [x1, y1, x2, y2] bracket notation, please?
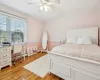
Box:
[0, 52, 63, 80]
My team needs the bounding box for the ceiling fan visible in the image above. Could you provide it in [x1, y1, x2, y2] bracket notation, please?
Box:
[27, 0, 60, 12]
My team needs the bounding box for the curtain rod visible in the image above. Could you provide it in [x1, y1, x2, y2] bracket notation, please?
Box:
[0, 10, 28, 21]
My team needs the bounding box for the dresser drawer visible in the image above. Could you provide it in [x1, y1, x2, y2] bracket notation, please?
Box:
[0, 52, 11, 59]
[0, 58, 11, 65]
[0, 47, 11, 59]
[51, 60, 71, 77]
[0, 47, 11, 52]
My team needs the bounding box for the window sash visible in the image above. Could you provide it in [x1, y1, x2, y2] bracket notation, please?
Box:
[0, 12, 27, 44]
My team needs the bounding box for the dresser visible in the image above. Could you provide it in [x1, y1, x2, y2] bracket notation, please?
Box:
[0, 46, 12, 70]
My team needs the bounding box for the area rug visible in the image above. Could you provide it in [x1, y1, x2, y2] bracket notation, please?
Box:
[23, 54, 49, 78]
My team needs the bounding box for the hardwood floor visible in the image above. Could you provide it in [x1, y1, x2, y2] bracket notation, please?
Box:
[0, 52, 63, 80]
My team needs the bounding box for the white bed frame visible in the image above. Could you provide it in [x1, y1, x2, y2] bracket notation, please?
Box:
[49, 27, 100, 80]
[67, 27, 98, 44]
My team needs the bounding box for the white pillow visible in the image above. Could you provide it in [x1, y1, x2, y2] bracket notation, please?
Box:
[77, 36, 92, 44]
[66, 37, 77, 44]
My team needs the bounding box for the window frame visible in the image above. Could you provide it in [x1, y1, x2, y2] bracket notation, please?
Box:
[0, 11, 27, 44]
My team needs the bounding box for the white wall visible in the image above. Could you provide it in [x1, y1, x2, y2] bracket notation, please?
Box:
[27, 16, 44, 42]
[0, 3, 27, 19]
[46, 9, 98, 42]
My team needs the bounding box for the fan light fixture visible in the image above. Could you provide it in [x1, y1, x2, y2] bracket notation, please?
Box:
[40, 5, 51, 12]
[27, 0, 60, 12]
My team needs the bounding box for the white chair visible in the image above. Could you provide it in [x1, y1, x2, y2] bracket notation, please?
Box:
[22, 44, 27, 60]
[27, 47, 33, 56]
[27, 46, 38, 56]
[32, 46, 37, 54]
[12, 45, 23, 65]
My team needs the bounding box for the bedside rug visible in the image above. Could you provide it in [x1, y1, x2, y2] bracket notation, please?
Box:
[23, 54, 49, 78]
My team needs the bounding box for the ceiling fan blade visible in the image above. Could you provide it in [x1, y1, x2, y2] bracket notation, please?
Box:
[41, 0, 48, 3]
[26, 0, 41, 4]
[46, 0, 60, 4]
[46, 2, 54, 5]
[26, 0, 34, 4]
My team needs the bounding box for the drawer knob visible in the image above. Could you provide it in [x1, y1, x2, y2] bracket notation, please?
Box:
[4, 60, 8, 62]
[3, 55, 7, 57]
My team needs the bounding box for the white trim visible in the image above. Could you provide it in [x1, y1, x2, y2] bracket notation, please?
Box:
[0, 12, 28, 44]
[24, 21, 28, 43]
[0, 10, 28, 21]
[26, 41, 41, 43]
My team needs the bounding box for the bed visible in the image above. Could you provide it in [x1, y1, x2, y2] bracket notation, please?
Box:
[48, 27, 100, 80]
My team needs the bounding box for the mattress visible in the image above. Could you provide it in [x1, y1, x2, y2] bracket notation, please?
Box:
[51, 44, 100, 62]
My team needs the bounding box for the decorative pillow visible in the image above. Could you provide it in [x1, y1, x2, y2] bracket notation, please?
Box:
[66, 37, 78, 44]
[77, 36, 92, 44]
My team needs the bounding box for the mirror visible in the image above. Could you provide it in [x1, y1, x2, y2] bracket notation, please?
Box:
[42, 31, 48, 50]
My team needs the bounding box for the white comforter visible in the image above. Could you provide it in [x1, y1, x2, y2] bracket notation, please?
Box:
[51, 44, 100, 62]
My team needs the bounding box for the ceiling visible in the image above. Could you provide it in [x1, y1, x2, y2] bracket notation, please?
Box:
[0, 0, 100, 21]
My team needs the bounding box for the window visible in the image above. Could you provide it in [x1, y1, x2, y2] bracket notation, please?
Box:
[11, 18, 25, 43]
[0, 14, 8, 44]
[0, 13, 27, 44]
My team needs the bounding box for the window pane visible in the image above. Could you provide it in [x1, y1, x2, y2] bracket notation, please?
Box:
[0, 31, 9, 42]
[0, 13, 26, 44]
[0, 14, 7, 31]
[0, 37, 1, 44]
[11, 18, 24, 32]
[11, 32, 24, 43]
[11, 18, 25, 43]
[0, 14, 8, 43]
[0, 37, 7, 42]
